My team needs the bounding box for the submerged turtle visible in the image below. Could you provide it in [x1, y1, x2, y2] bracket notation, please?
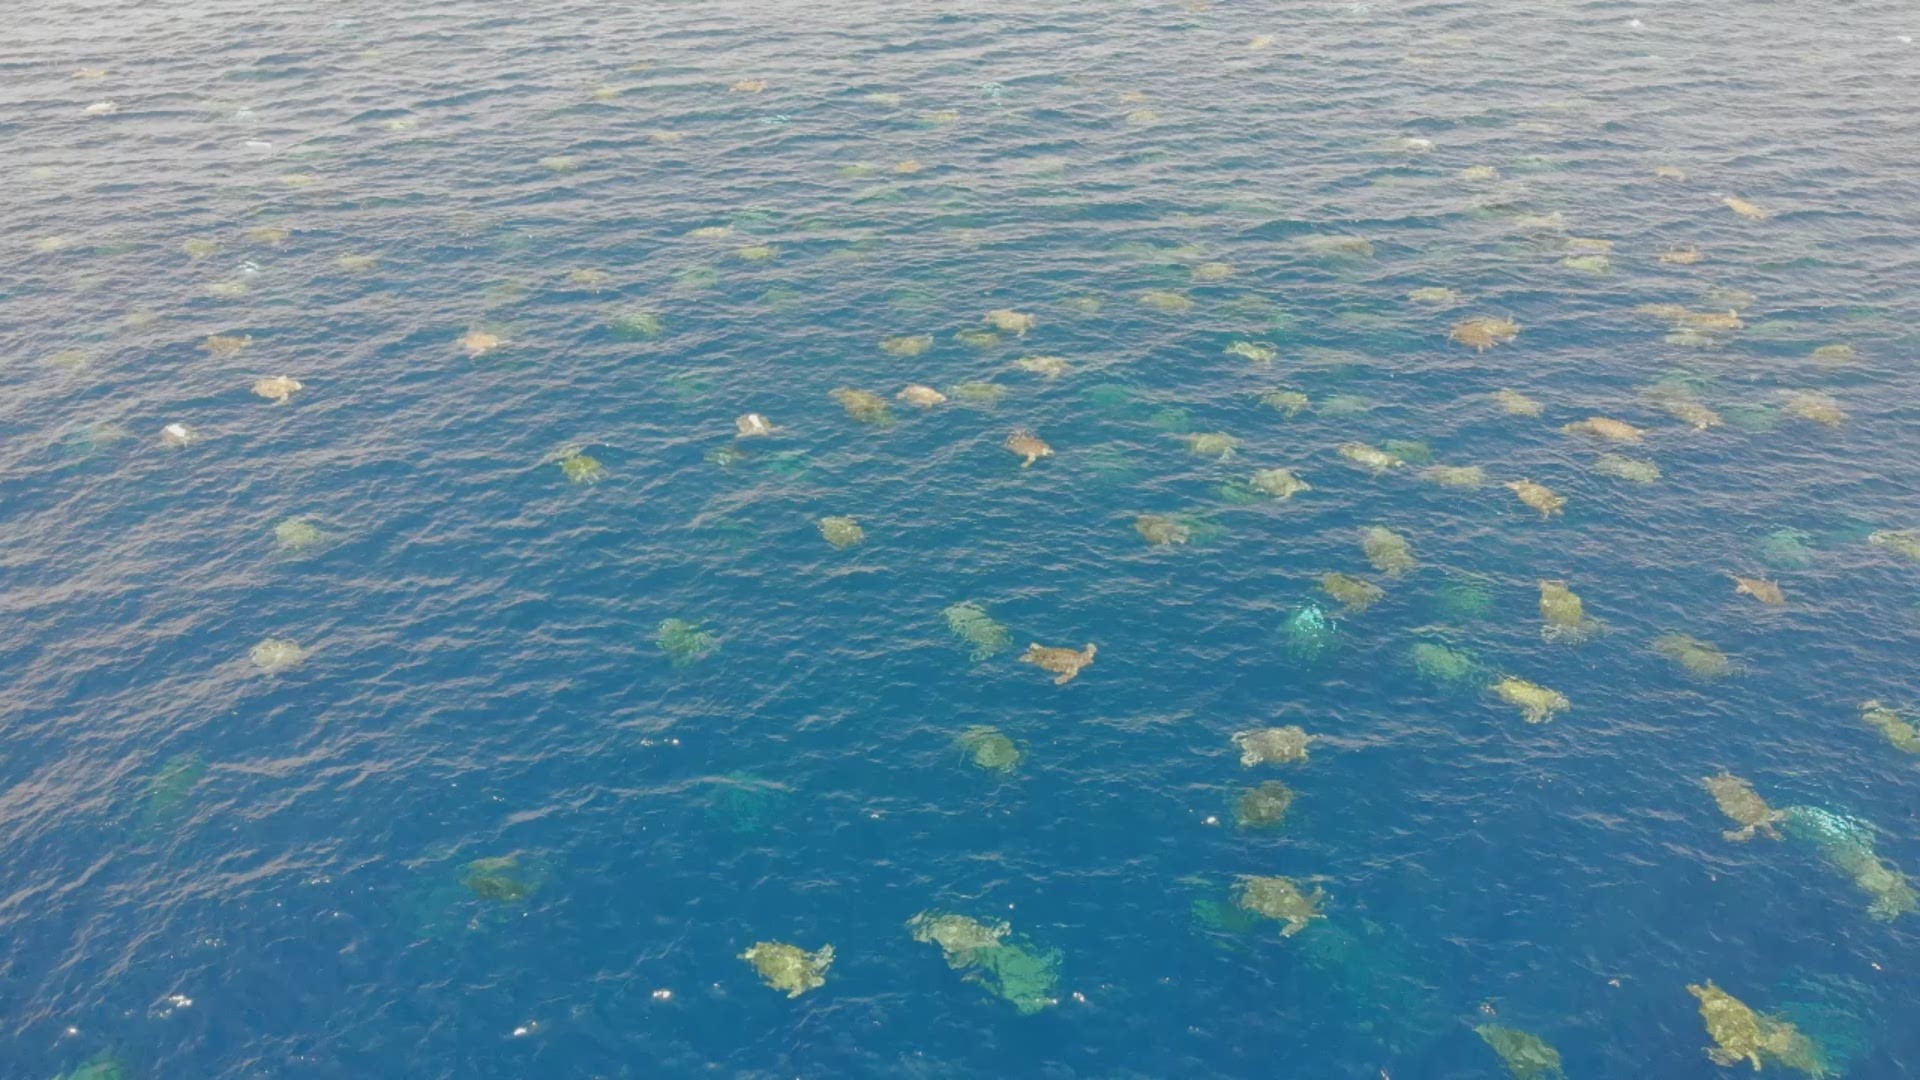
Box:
[1422, 464, 1487, 488]
[1190, 261, 1234, 281]
[557, 449, 607, 484]
[959, 726, 1022, 772]
[984, 309, 1036, 336]
[1283, 603, 1337, 660]
[1868, 529, 1920, 562]
[1013, 354, 1071, 379]
[1494, 388, 1544, 416]
[1006, 430, 1053, 467]
[1722, 196, 1771, 221]
[1538, 580, 1600, 643]
[1360, 526, 1415, 577]
[1022, 642, 1096, 685]
[656, 618, 718, 665]
[607, 308, 664, 338]
[1507, 479, 1565, 518]
[1493, 676, 1568, 723]
[898, 384, 947, 408]
[1139, 289, 1194, 313]
[1339, 443, 1405, 475]
[1234, 874, 1325, 937]
[1226, 341, 1278, 365]
[954, 329, 1002, 350]
[1321, 572, 1384, 613]
[943, 601, 1011, 659]
[1562, 416, 1645, 442]
[1475, 1024, 1566, 1080]
[1233, 726, 1313, 766]
[1662, 246, 1707, 265]
[1703, 772, 1786, 842]
[948, 381, 1009, 407]
[1235, 780, 1296, 829]
[880, 333, 932, 357]
[462, 855, 541, 903]
[1250, 468, 1310, 499]
[337, 253, 380, 273]
[1810, 343, 1858, 365]
[50, 1053, 128, 1080]
[1782, 390, 1846, 427]
[1408, 640, 1486, 688]
[1182, 432, 1239, 459]
[1450, 316, 1520, 352]
[249, 637, 306, 674]
[274, 516, 327, 552]
[735, 413, 775, 437]
[568, 268, 610, 290]
[740, 941, 834, 998]
[818, 516, 866, 549]
[1408, 286, 1465, 305]
[252, 376, 304, 404]
[1259, 389, 1310, 416]
[1861, 700, 1920, 754]
[1593, 454, 1661, 483]
[832, 387, 894, 427]
[458, 329, 501, 358]
[1728, 573, 1785, 606]
[1652, 633, 1735, 678]
[1758, 528, 1817, 569]
[203, 333, 252, 357]
[1299, 235, 1374, 259]
[1135, 514, 1191, 546]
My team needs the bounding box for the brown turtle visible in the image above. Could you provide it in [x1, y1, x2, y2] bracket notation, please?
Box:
[1022, 642, 1096, 685]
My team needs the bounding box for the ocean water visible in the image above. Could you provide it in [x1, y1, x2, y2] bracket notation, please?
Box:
[4, 1, 1920, 1077]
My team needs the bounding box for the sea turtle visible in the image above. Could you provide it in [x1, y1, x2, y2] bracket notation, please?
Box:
[1136, 514, 1191, 546]
[462, 855, 540, 902]
[740, 941, 833, 997]
[203, 334, 252, 356]
[1234, 874, 1326, 937]
[160, 423, 201, 448]
[948, 381, 1008, 406]
[1728, 573, 1784, 606]
[959, 726, 1022, 771]
[1006, 430, 1053, 467]
[1593, 454, 1660, 483]
[832, 387, 894, 426]
[252, 376, 304, 404]
[1227, 341, 1278, 364]
[735, 244, 777, 262]
[1339, 443, 1405, 475]
[1422, 464, 1487, 488]
[1408, 287, 1465, 305]
[984, 309, 1035, 336]
[908, 911, 1010, 965]
[1722, 196, 1770, 221]
[729, 78, 769, 94]
[686, 225, 734, 240]
[568, 268, 610, 290]
[735, 413, 775, 437]
[1868, 529, 1920, 562]
[819, 516, 865, 549]
[458, 329, 501, 358]
[1782, 390, 1846, 427]
[1494, 388, 1544, 416]
[557, 449, 607, 484]
[1321, 572, 1384, 613]
[1182, 432, 1238, 459]
[892, 159, 924, 175]
[1190, 262, 1233, 282]
[1652, 633, 1734, 678]
[1811, 343, 1857, 365]
[182, 238, 220, 260]
[1361, 526, 1415, 577]
[1235, 780, 1296, 829]
[1565, 236, 1614, 253]
[1562, 254, 1612, 274]
[1508, 480, 1564, 518]
[1460, 165, 1499, 181]
[337, 253, 379, 273]
[1655, 165, 1687, 180]
[955, 329, 1002, 350]
[1562, 416, 1645, 442]
[1021, 642, 1096, 685]
[1689, 982, 1770, 1069]
[1703, 772, 1786, 842]
[943, 601, 1012, 660]
[1250, 468, 1310, 500]
[1014, 355, 1071, 378]
[1408, 640, 1486, 688]
[1233, 726, 1313, 766]
[274, 516, 327, 552]
[1675, 309, 1744, 332]
[1661, 246, 1706, 265]
[1450, 316, 1520, 352]
[1493, 676, 1568, 723]
[1259, 389, 1310, 416]
[897, 385, 947, 408]
[656, 618, 717, 665]
[1861, 701, 1920, 754]
[249, 637, 306, 673]
[1475, 1025, 1566, 1080]
[1299, 235, 1374, 259]
[1653, 397, 1722, 430]
[1140, 290, 1194, 313]
[537, 155, 578, 172]
[1538, 580, 1599, 642]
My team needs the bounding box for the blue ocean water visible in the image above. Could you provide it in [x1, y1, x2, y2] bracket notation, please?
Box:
[4, 1, 1920, 1076]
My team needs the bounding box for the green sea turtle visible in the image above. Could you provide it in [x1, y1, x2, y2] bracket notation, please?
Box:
[1689, 982, 1771, 1069]
[1723, 196, 1770, 220]
[568, 268, 610, 290]
[1661, 246, 1706, 265]
[1339, 443, 1404, 475]
[1135, 514, 1190, 546]
[1021, 642, 1096, 684]
[1811, 343, 1857, 365]
[1867, 529, 1920, 562]
[1232, 725, 1313, 766]
[160, 422, 201, 448]
[948, 381, 1008, 406]
[1299, 235, 1374, 259]
[252, 376, 304, 404]
[1593, 454, 1660, 483]
[462, 855, 540, 902]
[1191, 261, 1233, 281]
[1494, 389, 1544, 416]
[1140, 289, 1194, 313]
[1652, 633, 1734, 678]
[249, 637, 306, 674]
[1234, 874, 1325, 936]
[1408, 287, 1465, 305]
[656, 618, 717, 665]
[959, 726, 1022, 771]
[1013, 354, 1071, 378]
[985, 309, 1035, 335]
[1182, 432, 1238, 459]
[1360, 526, 1415, 577]
[1227, 341, 1278, 365]
[458, 329, 501, 358]
[1703, 772, 1786, 841]
[274, 516, 327, 552]
[740, 941, 834, 997]
[1728, 573, 1784, 606]
[1006, 430, 1054, 467]
[832, 387, 894, 427]
[337, 253, 379, 273]
[1475, 1024, 1566, 1080]
[819, 516, 865, 548]
[734, 243, 777, 262]
[203, 334, 252, 357]
[1508, 479, 1565, 517]
[1538, 580, 1599, 642]
[954, 329, 1002, 350]
[1862, 700, 1920, 753]
[1451, 316, 1519, 351]
[908, 911, 1010, 965]
[1563, 416, 1645, 442]
[1422, 464, 1487, 487]
[897, 384, 947, 408]
[1234, 780, 1296, 829]
[1250, 468, 1310, 499]
[1782, 390, 1846, 427]
[943, 601, 1012, 659]
[1562, 253, 1612, 274]
[1493, 676, 1568, 723]
[1321, 572, 1384, 613]
[557, 449, 606, 484]
[1259, 389, 1309, 416]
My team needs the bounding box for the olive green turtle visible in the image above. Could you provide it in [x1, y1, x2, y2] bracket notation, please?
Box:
[1013, 354, 1071, 379]
[1493, 676, 1568, 723]
[274, 516, 328, 553]
[1538, 580, 1600, 643]
[557, 448, 607, 484]
[1339, 443, 1405, 475]
[1508, 479, 1565, 518]
[1689, 982, 1770, 1070]
[1728, 573, 1784, 606]
[958, 726, 1022, 772]
[1250, 468, 1310, 499]
[898, 384, 947, 408]
[252, 376, 304, 404]
[1232, 725, 1313, 766]
[1234, 780, 1296, 829]
[740, 941, 834, 997]
[832, 387, 894, 427]
[818, 516, 865, 549]
[1475, 1024, 1566, 1080]
[1181, 432, 1239, 460]
[1360, 526, 1415, 577]
[1651, 633, 1734, 678]
[1006, 430, 1053, 467]
[1862, 700, 1920, 754]
[1450, 315, 1519, 351]
[1494, 388, 1544, 416]
[985, 309, 1036, 335]
[1703, 772, 1785, 842]
[1135, 514, 1191, 546]
[1321, 572, 1384, 613]
[1234, 874, 1325, 937]
[249, 637, 306, 674]
[1563, 416, 1645, 442]
[1593, 454, 1661, 483]
[1867, 529, 1920, 562]
[881, 333, 933, 357]
[1422, 464, 1487, 488]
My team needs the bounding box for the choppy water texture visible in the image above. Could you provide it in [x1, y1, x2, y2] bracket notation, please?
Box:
[5, 1, 1920, 1077]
